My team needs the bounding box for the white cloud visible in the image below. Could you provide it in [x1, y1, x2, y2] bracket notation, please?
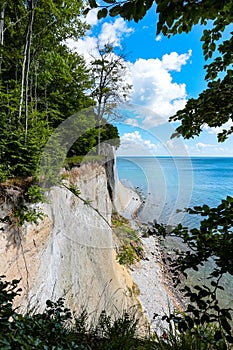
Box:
[195, 142, 225, 153]
[155, 35, 162, 42]
[162, 50, 192, 72]
[85, 8, 99, 26]
[118, 130, 190, 156]
[98, 18, 134, 47]
[166, 139, 175, 150]
[68, 36, 97, 62]
[121, 131, 143, 143]
[129, 51, 191, 127]
[69, 18, 134, 64]
[120, 131, 159, 154]
[124, 118, 139, 126]
[68, 19, 191, 130]
[196, 142, 214, 150]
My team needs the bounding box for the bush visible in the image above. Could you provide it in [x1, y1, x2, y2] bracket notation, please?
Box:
[1, 276, 232, 349]
[117, 244, 140, 266]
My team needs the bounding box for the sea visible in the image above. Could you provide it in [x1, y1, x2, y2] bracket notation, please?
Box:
[116, 156, 233, 307]
[116, 156, 233, 227]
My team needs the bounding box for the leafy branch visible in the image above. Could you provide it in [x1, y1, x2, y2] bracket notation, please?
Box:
[149, 196, 233, 346]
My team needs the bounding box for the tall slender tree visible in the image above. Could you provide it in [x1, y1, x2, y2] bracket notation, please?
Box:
[0, 1, 7, 76]
[90, 43, 132, 153]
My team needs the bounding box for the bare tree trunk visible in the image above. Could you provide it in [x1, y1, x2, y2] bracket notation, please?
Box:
[97, 103, 101, 155]
[19, 26, 29, 122]
[24, 1, 35, 143]
[19, 1, 35, 142]
[0, 2, 7, 76]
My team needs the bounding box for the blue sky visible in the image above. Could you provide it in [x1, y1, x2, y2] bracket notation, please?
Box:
[68, 6, 233, 157]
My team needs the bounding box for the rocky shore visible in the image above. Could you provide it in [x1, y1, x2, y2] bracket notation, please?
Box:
[119, 186, 184, 332]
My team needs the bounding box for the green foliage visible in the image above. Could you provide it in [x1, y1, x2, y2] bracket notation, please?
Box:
[154, 322, 225, 350]
[100, 123, 121, 149]
[90, 43, 131, 154]
[112, 212, 139, 240]
[67, 123, 120, 157]
[149, 197, 233, 348]
[112, 212, 129, 227]
[83, 198, 93, 206]
[112, 212, 144, 265]
[1, 275, 232, 349]
[0, 277, 144, 349]
[0, 276, 22, 327]
[68, 127, 99, 156]
[14, 205, 44, 226]
[0, 179, 45, 227]
[68, 184, 81, 197]
[64, 155, 104, 169]
[86, 0, 154, 22]
[0, 164, 11, 183]
[0, 0, 93, 180]
[117, 243, 140, 266]
[157, 0, 233, 140]
[24, 184, 45, 203]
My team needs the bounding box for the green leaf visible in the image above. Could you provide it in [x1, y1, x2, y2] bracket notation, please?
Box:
[97, 8, 108, 19]
[221, 317, 231, 333]
[109, 5, 121, 17]
[89, 0, 98, 8]
[214, 330, 222, 341]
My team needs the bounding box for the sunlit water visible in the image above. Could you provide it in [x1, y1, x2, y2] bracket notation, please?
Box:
[117, 156, 233, 226]
[116, 156, 233, 307]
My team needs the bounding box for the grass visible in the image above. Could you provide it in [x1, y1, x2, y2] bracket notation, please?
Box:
[64, 155, 105, 169]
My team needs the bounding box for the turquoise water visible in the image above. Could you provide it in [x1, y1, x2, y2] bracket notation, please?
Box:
[116, 156, 233, 307]
[116, 156, 233, 226]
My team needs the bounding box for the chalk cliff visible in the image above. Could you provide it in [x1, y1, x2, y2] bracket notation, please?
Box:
[0, 151, 140, 319]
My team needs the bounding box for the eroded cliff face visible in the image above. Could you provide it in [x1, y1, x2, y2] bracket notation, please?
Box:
[0, 161, 139, 319]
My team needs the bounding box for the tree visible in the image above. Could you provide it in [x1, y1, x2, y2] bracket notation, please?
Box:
[90, 43, 131, 153]
[0, 1, 7, 76]
[87, 0, 233, 141]
[0, 0, 93, 179]
[68, 123, 120, 157]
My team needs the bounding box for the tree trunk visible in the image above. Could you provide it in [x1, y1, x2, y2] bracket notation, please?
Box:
[18, 0, 35, 143]
[24, 1, 35, 143]
[0, 2, 7, 77]
[97, 103, 101, 155]
[18, 26, 29, 122]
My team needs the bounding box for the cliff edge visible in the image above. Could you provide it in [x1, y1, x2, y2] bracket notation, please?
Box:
[0, 154, 141, 322]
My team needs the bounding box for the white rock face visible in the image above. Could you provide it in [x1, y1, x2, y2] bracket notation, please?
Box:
[0, 163, 138, 319]
[0, 155, 176, 331]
